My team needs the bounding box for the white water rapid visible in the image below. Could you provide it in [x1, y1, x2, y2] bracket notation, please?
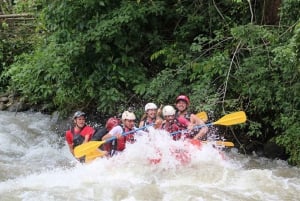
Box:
[0, 111, 299, 201]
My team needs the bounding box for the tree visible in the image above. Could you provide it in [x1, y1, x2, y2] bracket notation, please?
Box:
[1, 0, 300, 165]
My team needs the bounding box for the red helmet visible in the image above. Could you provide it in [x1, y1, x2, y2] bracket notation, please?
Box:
[105, 117, 120, 131]
[176, 95, 190, 105]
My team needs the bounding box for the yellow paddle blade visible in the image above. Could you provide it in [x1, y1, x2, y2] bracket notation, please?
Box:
[74, 141, 105, 158]
[215, 141, 234, 147]
[196, 111, 208, 122]
[213, 111, 246, 126]
[84, 149, 107, 163]
[202, 141, 234, 147]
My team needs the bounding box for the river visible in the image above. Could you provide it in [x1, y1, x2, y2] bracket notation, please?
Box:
[0, 111, 299, 201]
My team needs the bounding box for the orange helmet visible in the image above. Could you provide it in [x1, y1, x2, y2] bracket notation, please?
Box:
[105, 117, 120, 131]
[176, 95, 190, 105]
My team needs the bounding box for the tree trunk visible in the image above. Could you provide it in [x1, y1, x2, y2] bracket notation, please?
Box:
[262, 0, 281, 25]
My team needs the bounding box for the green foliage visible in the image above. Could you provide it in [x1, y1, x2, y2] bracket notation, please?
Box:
[1, 0, 300, 165]
[280, 0, 300, 25]
[272, 21, 300, 165]
[12, 0, 42, 13]
[225, 20, 299, 164]
[276, 112, 300, 166]
[0, 0, 39, 93]
[3, 40, 69, 106]
[4, 0, 167, 114]
[144, 1, 299, 165]
[135, 68, 184, 104]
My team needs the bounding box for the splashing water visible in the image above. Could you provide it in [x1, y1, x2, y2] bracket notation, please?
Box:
[0, 111, 299, 201]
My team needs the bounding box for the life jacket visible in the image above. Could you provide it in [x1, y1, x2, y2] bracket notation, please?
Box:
[71, 125, 86, 148]
[141, 117, 156, 132]
[109, 125, 136, 155]
[175, 111, 191, 121]
[175, 111, 199, 139]
[162, 119, 187, 140]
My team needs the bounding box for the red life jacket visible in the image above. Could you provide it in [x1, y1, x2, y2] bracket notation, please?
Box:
[162, 119, 188, 140]
[105, 125, 136, 155]
[114, 126, 135, 151]
[71, 125, 91, 147]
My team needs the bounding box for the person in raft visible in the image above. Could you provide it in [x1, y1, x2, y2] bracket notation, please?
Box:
[65, 111, 95, 157]
[174, 95, 208, 140]
[102, 111, 147, 156]
[138, 102, 163, 131]
[91, 117, 120, 152]
[159, 105, 191, 140]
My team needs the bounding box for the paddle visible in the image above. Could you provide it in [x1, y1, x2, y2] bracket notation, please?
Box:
[202, 141, 234, 147]
[211, 111, 246, 126]
[171, 111, 247, 136]
[74, 124, 153, 158]
[196, 111, 208, 122]
[84, 149, 107, 163]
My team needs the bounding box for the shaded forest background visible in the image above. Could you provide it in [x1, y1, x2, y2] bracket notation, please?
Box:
[0, 0, 299, 165]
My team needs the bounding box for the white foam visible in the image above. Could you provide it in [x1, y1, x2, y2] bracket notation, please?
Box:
[0, 111, 299, 201]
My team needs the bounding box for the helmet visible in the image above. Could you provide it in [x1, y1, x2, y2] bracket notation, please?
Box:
[105, 117, 120, 131]
[121, 111, 136, 120]
[162, 105, 176, 116]
[73, 111, 86, 119]
[145, 103, 157, 111]
[176, 95, 190, 105]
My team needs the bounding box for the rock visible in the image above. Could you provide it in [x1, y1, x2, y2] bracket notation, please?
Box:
[7, 101, 30, 112]
[0, 97, 9, 103]
[0, 102, 8, 110]
[263, 141, 289, 160]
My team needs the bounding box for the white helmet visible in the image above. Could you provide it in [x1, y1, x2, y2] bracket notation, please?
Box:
[121, 111, 136, 120]
[162, 105, 176, 116]
[145, 102, 157, 111]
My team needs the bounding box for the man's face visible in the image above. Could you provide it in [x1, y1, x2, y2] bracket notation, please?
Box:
[124, 119, 135, 129]
[164, 115, 175, 123]
[176, 100, 188, 112]
[74, 116, 86, 128]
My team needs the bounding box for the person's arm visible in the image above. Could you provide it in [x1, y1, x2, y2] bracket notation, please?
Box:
[68, 143, 74, 156]
[83, 134, 90, 143]
[157, 104, 163, 117]
[190, 114, 203, 124]
[190, 114, 208, 139]
[102, 132, 113, 140]
[138, 120, 145, 128]
[102, 126, 123, 140]
[193, 128, 208, 140]
[82, 126, 95, 143]
[154, 116, 163, 129]
[65, 131, 74, 155]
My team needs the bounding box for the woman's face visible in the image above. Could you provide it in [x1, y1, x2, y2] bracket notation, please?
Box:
[147, 109, 157, 118]
[176, 100, 188, 112]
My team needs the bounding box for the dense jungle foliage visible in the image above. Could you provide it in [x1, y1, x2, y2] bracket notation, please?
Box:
[0, 0, 299, 165]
